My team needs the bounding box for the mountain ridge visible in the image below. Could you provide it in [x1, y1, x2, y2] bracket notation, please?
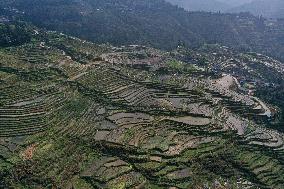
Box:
[165, 0, 230, 12]
[229, 0, 284, 18]
[1, 0, 284, 63]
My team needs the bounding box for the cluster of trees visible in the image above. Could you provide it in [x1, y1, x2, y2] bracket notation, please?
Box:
[256, 84, 284, 132]
[0, 22, 32, 47]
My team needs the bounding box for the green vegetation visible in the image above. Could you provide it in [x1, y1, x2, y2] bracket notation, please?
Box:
[0, 23, 32, 47]
[1, 23, 284, 189]
[165, 59, 199, 73]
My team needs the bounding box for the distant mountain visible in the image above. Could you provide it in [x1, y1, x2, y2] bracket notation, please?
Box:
[217, 0, 254, 7]
[166, 0, 284, 19]
[165, 0, 230, 12]
[1, 0, 284, 62]
[229, 0, 284, 18]
[165, 0, 255, 12]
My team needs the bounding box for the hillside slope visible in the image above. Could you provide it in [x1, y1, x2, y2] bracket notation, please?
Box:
[1, 23, 284, 188]
[165, 0, 230, 12]
[229, 0, 284, 18]
[1, 0, 284, 62]
[218, 0, 254, 7]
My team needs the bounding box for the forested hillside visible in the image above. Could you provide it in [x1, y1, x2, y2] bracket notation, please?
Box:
[165, 0, 230, 12]
[1, 0, 284, 62]
[229, 0, 284, 19]
[0, 22, 32, 47]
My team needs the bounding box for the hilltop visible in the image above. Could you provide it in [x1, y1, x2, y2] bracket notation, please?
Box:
[166, 0, 284, 19]
[1, 23, 284, 188]
[229, 0, 284, 19]
[165, 0, 230, 12]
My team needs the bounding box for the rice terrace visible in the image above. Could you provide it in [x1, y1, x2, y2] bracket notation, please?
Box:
[1, 0, 284, 188]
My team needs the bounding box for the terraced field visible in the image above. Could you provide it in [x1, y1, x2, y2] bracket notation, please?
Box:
[1, 31, 284, 188]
